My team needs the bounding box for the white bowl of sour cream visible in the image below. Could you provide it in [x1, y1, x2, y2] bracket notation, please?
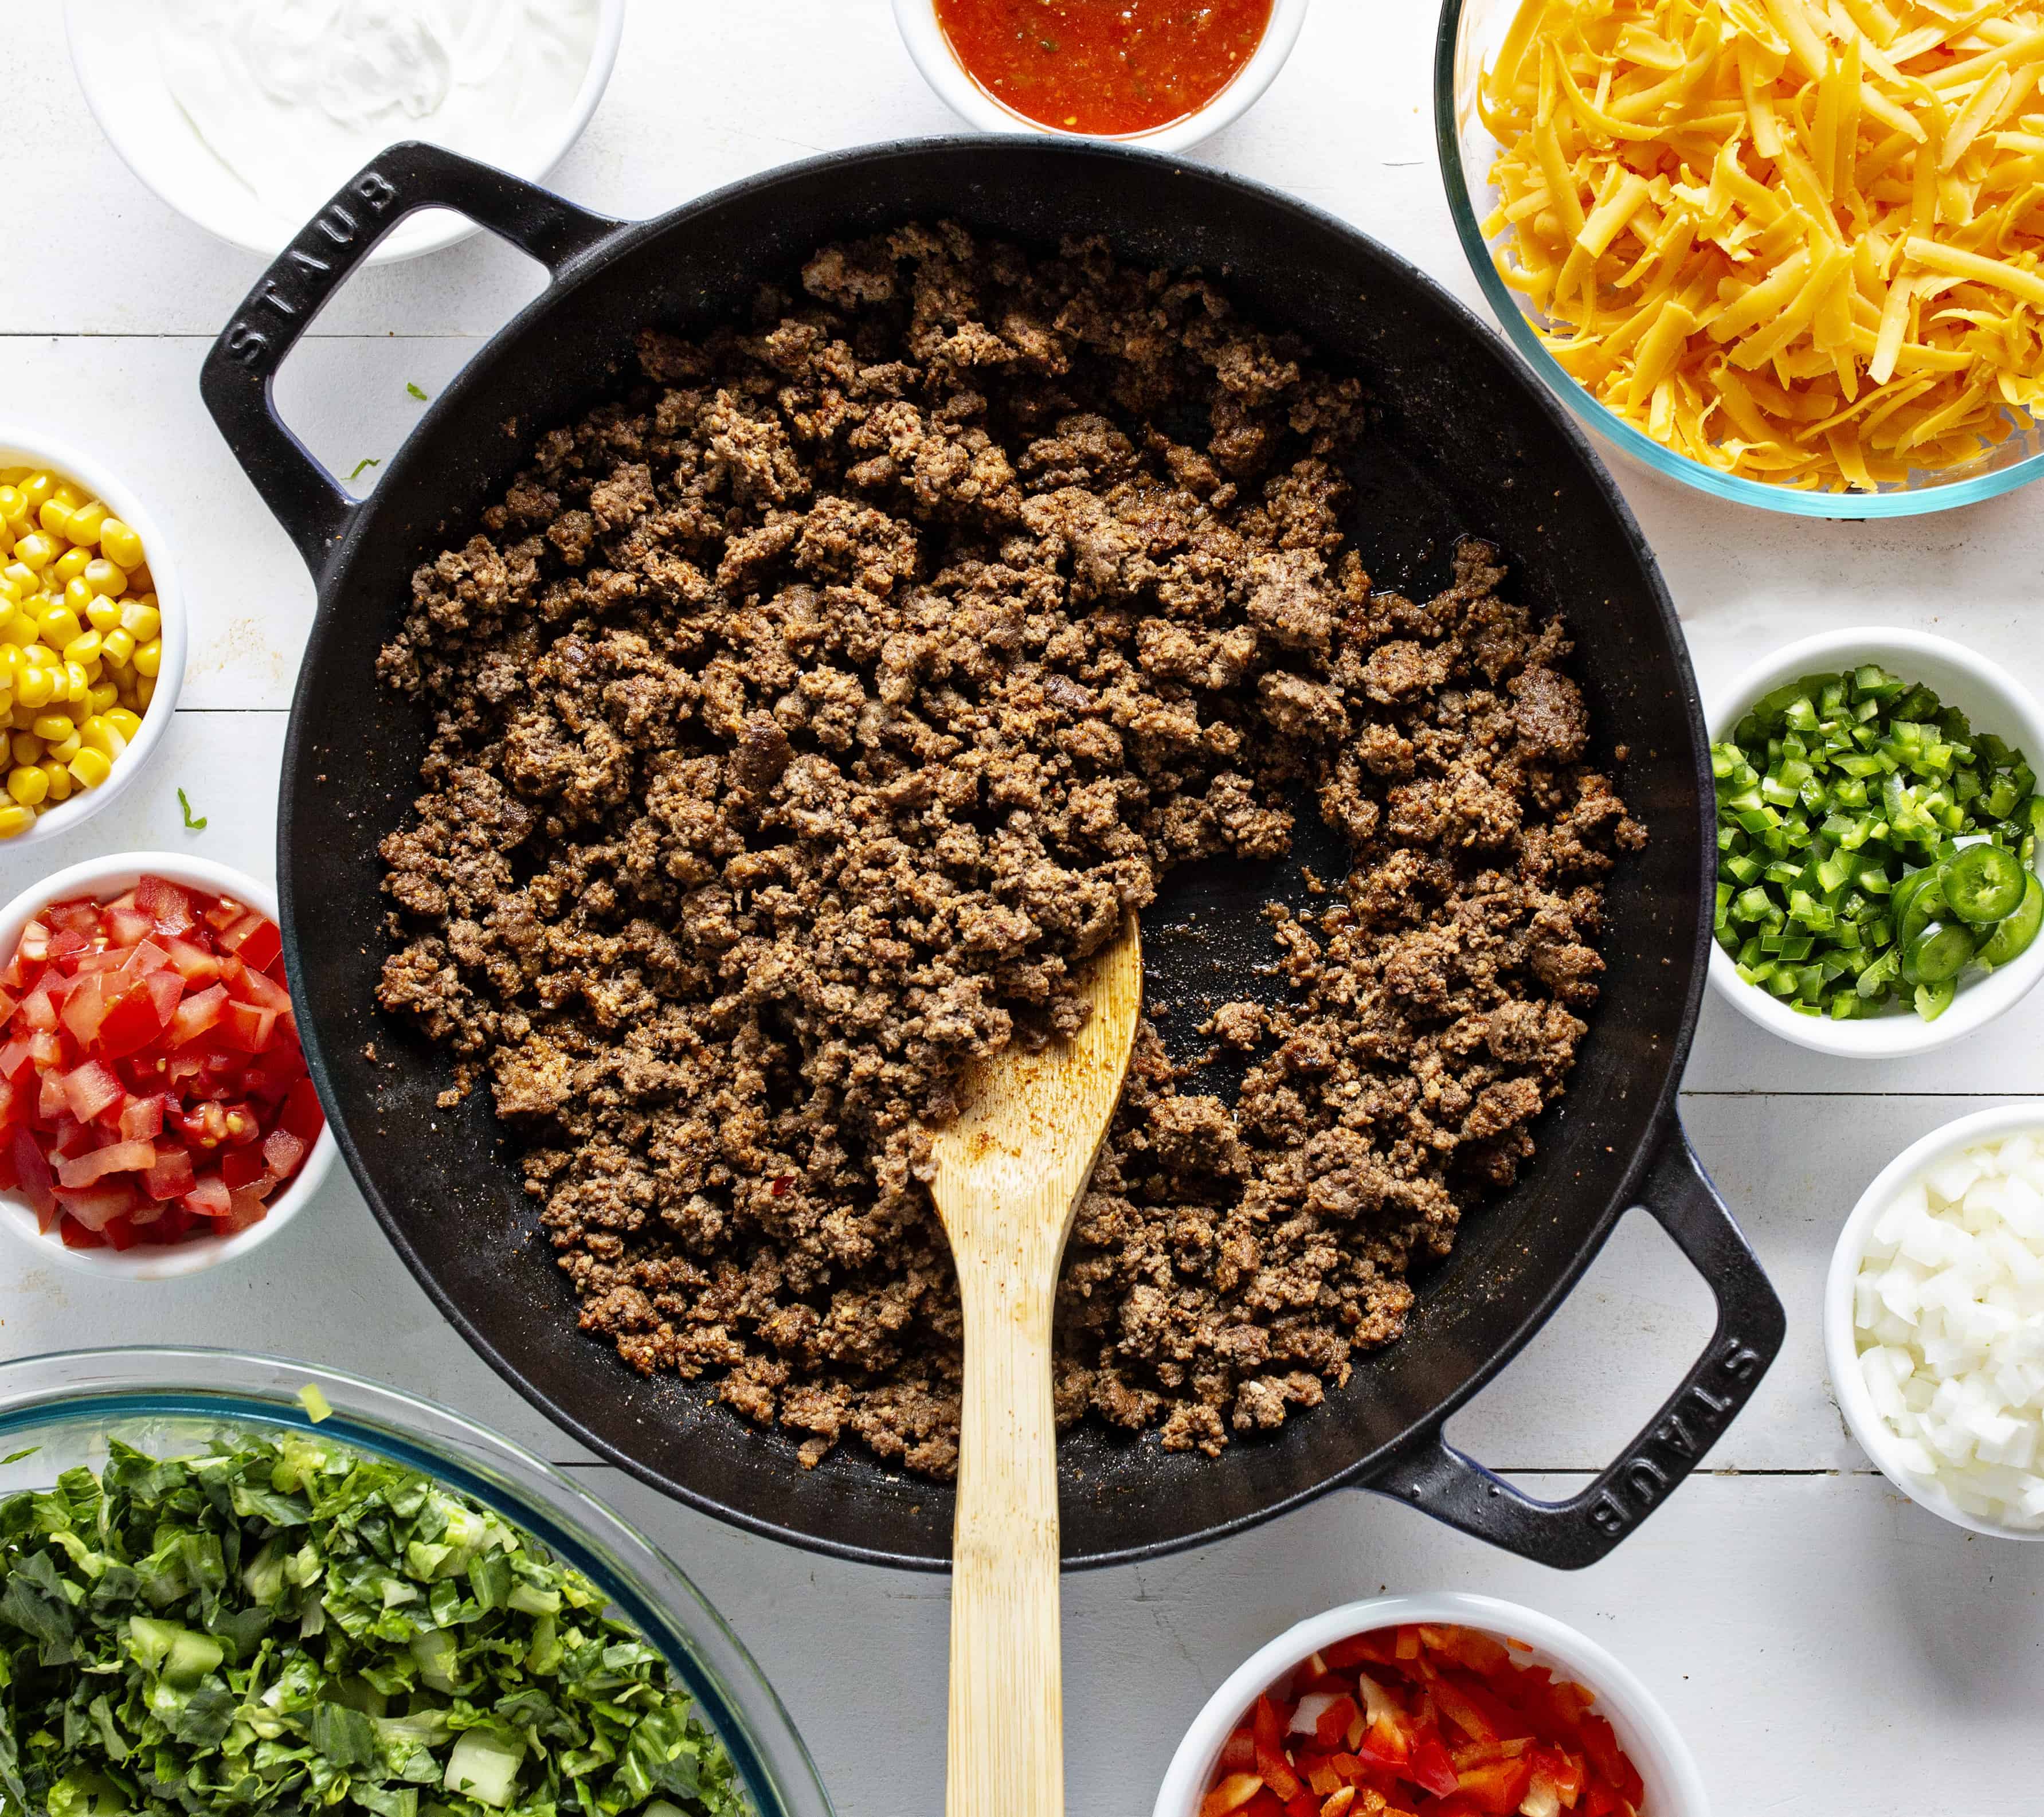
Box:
[68, 0, 626, 264]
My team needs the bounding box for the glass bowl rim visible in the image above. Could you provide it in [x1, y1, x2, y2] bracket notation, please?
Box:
[0, 1345, 834, 1817]
[1430, 0, 2044, 520]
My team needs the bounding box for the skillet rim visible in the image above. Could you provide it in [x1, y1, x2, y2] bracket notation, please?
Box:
[275, 134, 1714, 1572]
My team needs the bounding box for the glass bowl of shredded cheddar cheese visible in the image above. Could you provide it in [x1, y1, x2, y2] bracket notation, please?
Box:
[1436, 0, 2044, 514]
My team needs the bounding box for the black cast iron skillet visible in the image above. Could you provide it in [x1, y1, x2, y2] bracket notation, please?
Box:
[202, 138, 1784, 1573]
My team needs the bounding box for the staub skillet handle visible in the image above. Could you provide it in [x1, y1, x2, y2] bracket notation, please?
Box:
[1369, 1121, 1785, 1569]
[200, 142, 620, 578]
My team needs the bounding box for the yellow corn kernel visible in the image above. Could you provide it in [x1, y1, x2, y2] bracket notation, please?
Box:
[30, 712, 73, 743]
[85, 596, 120, 633]
[101, 626, 136, 665]
[53, 547, 90, 584]
[83, 557, 125, 596]
[38, 760, 71, 801]
[125, 566, 154, 599]
[3, 563, 36, 596]
[64, 663, 88, 702]
[0, 648, 19, 686]
[134, 676, 154, 711]
[0, 488, 25, 531]
[36, 500, 73, 543]
[105, 707, 143, 742]
[77, 712, 118, 752]
[17, 475, 53, 514]
[6, 765, 47, 806]
[12, 534, 55, 573]
[64, 501, 106, 547]
[49, 483, 83, 513]
[69, 744, 113, 789]
[9, 731, 38, 766]
[63, 576, 95, 617]
[85, 679, 115, 712]
[15, 667, 53, 710]
[0, 802, 32, 840]
[99, 519, 143, 570]
[119, 600, 160, 641]
[35, 605, 81, 650]
[62, 631, 101, 667]
[132, 638, 161, 679]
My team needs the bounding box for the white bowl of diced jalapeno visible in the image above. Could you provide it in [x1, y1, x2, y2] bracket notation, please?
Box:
[1707, 628, 2044, 1059]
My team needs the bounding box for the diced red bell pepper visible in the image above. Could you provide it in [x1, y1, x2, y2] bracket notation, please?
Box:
[1406, 1730, 1460, 1799]
[1450, 1758, 1534, 1815]
[58, 1215, 106, 1248]
[1313, 1695, 1360, 1752]
[1254, 1697, 1305, 1801]
[1200, 1773, 1267, 1817]
[1322, 1634, 1401, 1671]
[1218, 1730, 1256, 1776]
[1579, 1717, 1640, 1803]
[1281, 1795, 1318, 1817]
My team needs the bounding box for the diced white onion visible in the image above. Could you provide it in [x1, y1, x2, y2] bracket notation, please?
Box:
[1853, 1129, 2044, 1528]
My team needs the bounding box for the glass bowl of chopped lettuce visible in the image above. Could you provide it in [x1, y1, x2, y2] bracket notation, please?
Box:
[1706, 628, 2044, 1058]
[0, 1348, 832, 1817]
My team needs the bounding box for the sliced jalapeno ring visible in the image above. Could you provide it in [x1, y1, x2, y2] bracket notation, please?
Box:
[1945, 842, 2026, 923]
[1980, 871, 2044, 969]
[1902, 919, 1976, 986]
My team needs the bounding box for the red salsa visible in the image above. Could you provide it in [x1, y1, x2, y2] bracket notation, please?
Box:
[933, 0, 1274, 136]
[0, 877, 323, 1251]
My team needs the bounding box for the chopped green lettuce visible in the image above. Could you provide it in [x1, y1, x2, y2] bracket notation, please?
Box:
[0, 1434, 746, 1817]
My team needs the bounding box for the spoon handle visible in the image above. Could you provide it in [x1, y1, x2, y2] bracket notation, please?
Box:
[947, 1263, 1063, 1817]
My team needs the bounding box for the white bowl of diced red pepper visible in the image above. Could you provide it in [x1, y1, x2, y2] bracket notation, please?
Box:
[0, 853, 334, 1279]
[1154, 1592, 1707, 1817]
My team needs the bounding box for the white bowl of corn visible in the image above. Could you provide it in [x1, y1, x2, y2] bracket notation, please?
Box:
[0, 431, 185, 847]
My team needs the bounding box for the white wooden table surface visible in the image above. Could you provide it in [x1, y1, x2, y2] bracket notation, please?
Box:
[9, 4, 2044, 1813]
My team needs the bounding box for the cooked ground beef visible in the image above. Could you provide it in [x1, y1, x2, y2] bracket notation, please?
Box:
[374, 223, 1643, 1478]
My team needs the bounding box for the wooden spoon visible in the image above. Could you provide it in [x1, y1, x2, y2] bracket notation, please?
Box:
[928, 915, 1144, 1817]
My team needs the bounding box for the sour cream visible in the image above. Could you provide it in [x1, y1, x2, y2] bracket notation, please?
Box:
[157, 0, 601, 225]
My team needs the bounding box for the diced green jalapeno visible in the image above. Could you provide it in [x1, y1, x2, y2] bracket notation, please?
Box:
[1713, 664, 2044, 1023]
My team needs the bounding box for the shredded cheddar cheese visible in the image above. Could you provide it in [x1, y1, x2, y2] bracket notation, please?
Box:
[1479, 0, 2044, 491]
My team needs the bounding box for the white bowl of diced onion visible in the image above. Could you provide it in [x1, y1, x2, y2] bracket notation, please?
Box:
[1827, 1105, 2044, 1539]
[0, 853, 336, 1280]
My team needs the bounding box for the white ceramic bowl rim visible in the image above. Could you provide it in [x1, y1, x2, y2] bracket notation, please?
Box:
[1826, 1103, 2044, 1541]
[1704, 627, 2044, 1059]
[65, 0, 627, 264]
[894, 0, 1310, 153]
[0, 853, 338, 1281]
[1153, 1590, 1710, 1817]
[0, 426, 189, 849]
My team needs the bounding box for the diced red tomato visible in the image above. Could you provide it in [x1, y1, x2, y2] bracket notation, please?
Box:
[0, 887, 309, 1249]
[143, 1146, 196, 1200]
[97, 972, 184, 1060]
[57, 1139, 156, 1190]
[219, 1001, 277, 1054]
[136, 875, 196, 937]
[279, 1077, 325, 1143]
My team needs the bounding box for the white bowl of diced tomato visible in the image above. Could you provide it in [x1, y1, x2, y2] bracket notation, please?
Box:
[0, 853, 335, 1278]
[1154, 1592, 1706, 1817]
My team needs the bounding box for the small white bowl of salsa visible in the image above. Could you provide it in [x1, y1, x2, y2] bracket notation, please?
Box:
[895, 0, 1310, 152]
